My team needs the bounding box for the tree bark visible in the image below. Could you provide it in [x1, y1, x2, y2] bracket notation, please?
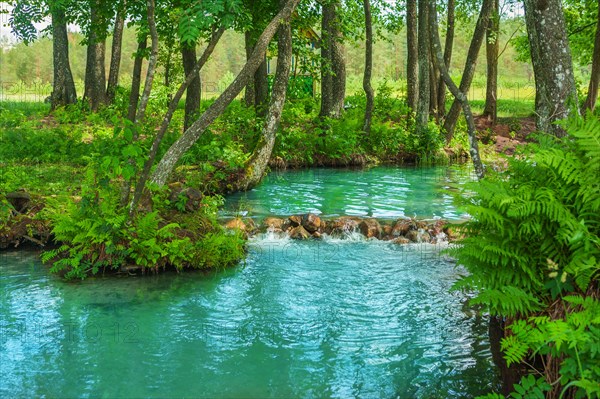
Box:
[106, 1, 125, 103]
[523, 0, 578, 136]
[416, 0, 430, 133]
[130, 27, 224, 212]
[429, 1, 484, 180]
[363, 0, 374, 135]
[406, 0, 418, 112]
[150, 0, 300, 186]
[320, 1, 345, 119]
[482, 0, 499, 123]
[583, 0, 600, 112]
[181, 43, 201, 132]
[429, 55, 439, 117]
[232, 9, 293, 192]
[437, 0, 455, 119]
[50, 4, 77, 110]
[244, 8, 269, 117]
[244, 32, 256, 107]
[83, 0, 107, 111]
[443, 0, 494, 142]
[127, 38, 147, 122]
[134, 0, 158, 124]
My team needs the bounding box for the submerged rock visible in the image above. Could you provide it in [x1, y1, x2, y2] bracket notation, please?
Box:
[406, 229, 431, 243]
[325, 216, 360, 236]
[391, 219, 412, 237]
[289, 225, 311, 240]
[225, 218, 247, 231]
[288, 215, 302, 227]
[302, 213, 321, 233]
[359, 218, 382, 239]
[263, 217, 285, 230]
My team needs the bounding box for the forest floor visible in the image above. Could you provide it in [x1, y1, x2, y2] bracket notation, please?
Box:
[475, 115, 537, 156]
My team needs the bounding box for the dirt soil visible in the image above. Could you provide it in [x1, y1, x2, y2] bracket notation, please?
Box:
[475, 116, 537, 155]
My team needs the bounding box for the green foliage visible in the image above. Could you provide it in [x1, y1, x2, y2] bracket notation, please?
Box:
[41, 118, 246, 279]
[452, 115, 600, 397]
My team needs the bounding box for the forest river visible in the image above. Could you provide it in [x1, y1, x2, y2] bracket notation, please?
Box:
[1, 166, 500, 398]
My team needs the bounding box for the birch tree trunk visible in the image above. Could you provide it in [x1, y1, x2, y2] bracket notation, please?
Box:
[523, 0, 578, 136]
[437, 0, 455, 119]
[429, 0, 484, 180]
[231, 9, 293, 191]
[443, 0, 494, 142]
[150, 0, 300, 186]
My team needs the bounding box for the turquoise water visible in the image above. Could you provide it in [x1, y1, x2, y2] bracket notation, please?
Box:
[224, 166, 473, 220]
[1, 167, 499, 398]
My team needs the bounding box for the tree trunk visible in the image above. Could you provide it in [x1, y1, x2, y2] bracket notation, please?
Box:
[523, 0, 578, 136]
[583, 0, 600, 112]
[50, 4, 77, 110]
[363, 0, 374, 135]
[134, 0, 158, 125]
[232, 8, 293, 192]
[150, 0, 300, 186]
[254, 57, 269, 117]
[244, 32, 256, 107]
[437, 0, 455, 119]
[482, 0, 499, 123]
[443, 0, 494, 142]
[83, 0, 107, 111]
[416, 0, 430, 133]
[130, 27, 224, 212]
[181, 43, 201, 132]
[429, 0, 484, 180]
[320, 1, 345, 119]
[429, 56, 439, 117]
[244, 8, 269, 117]
[320, 4, 333, 118]
[127, 38, 147, 122]
[406, 0, 419, 112]
[106, 2, 125, 103]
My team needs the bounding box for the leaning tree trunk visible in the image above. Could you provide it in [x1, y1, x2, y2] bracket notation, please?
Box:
[83, 0, 107, 111]
[150, 0, 300, 186]
[363, 0, 374, 135]
[50, 4, 77, 109]
[482, 0, 499, 124]
[181, 43, 201, 132]
[130, 27, 224, 213]
[406, 0, 419, 112]
[583, 0, 600, 112]
[232, 8, 293, 192]
[416, 0, 431, 134]
[127, 38, 147, 122]
[437, 0, 455, 119]
[106, 2, 125, 103]
[523, 0, 578, 137]
[443, 0, 494, 142]
[429, 0, 484, 180]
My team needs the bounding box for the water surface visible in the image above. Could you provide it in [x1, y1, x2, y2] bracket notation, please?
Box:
[1, 166, 498, 398]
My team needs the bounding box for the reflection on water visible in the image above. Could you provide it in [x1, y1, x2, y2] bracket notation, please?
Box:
[224, 166, 473, 220]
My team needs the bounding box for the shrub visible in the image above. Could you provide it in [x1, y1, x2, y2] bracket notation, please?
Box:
[452, 116, 600, 398]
